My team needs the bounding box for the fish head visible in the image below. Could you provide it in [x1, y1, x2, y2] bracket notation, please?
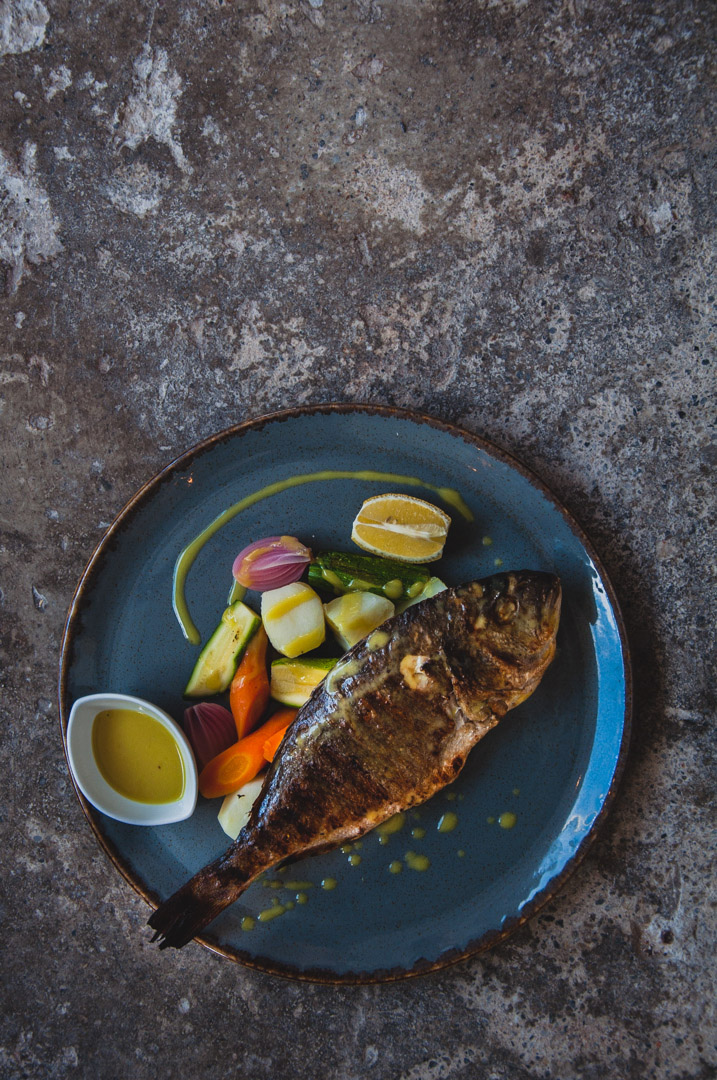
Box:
[475, 570, 561, 658]
[446, 571, 562, 714]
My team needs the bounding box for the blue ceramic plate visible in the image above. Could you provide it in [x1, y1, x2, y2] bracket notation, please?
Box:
[59, 405, 631, 982]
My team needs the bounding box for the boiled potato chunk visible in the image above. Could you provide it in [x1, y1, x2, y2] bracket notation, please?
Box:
[260, 582, 325, 658]
[217, 775, 265, 840]
[324, 591, 395, 650]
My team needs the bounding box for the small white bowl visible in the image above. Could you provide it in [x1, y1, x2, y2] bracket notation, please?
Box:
[66, 693, 198, 826]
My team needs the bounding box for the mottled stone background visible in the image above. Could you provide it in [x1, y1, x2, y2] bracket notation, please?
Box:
[1, 0, 714, 1077]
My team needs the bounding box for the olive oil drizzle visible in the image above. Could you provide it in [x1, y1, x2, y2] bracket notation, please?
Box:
[173, 470, 473, 644]
[235, 794, 526, 930]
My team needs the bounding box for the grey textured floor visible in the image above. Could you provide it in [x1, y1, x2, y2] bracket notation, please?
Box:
[1, 1, 715, 1077]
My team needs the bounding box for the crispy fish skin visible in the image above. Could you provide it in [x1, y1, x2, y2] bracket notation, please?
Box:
[149, 571, 560, 949]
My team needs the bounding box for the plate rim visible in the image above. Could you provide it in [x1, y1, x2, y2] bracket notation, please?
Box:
[58, 402, 633, 983]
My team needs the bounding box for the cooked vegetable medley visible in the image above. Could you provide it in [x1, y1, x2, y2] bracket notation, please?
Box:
[176, 492, 457, 819]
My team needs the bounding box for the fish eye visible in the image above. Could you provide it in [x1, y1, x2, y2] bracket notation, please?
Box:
[495, 597, 518, 623]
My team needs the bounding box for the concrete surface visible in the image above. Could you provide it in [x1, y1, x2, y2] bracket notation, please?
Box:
[1, 0, 715, 1077]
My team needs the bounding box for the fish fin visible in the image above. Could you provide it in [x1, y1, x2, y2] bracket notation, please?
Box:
[148, 878, 238, 950]
[148, 845, 265, 948]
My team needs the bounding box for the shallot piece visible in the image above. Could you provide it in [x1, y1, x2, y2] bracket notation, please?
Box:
[181, 703, 237, 770]
[232, 535, 312, 591]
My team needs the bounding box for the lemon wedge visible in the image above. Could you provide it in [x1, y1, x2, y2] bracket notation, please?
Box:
[350, 494, 451, 563]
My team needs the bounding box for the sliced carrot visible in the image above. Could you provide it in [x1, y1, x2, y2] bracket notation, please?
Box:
[261, 707, 297, 732]
[262, 711, 297, 762]
[229, 625, 270, 739]
[199, 708, 297, 799]
[262, 729, 286, 762]
[198, 743, 265, 800]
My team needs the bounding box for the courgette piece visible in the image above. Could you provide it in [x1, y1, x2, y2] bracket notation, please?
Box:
[308, 551, 430, 601]
[395, 576, 447, 614]
[270, 657, 338, 707]
[184, 600, 261, 697]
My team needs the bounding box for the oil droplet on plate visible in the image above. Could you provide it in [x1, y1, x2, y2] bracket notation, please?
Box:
[438, 812, 458, 833]
[405, 851, 430, 872]
[348, 853, 361, 866]
[258, 902, 286, 922]
[321, 877, 337, 891]
[389, 861, 402, 874]
[241, 916, 255, 931]
[499, 812, 517, 829]
[411, 826, 426, 839]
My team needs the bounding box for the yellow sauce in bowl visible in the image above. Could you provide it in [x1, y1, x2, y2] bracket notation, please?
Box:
[92, 708, 185, 804]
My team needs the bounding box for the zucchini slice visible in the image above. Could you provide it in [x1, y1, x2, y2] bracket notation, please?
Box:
[308, 551, 430, 601]
[184, 600, 261, 697]
[395, 576, 447, 614]
[270, 657, 338, 707]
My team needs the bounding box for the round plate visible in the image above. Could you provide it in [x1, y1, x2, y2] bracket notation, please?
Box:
[59, 405, 631, 983]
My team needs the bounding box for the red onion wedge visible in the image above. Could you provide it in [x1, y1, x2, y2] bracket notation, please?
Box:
[232, 535, 312, 591]
[181, 703, 237, 770]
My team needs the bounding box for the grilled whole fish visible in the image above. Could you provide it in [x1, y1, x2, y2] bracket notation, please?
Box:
[149, 570, 561, 948]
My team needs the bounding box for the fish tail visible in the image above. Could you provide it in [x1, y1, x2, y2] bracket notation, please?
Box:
[148, 843, 265, 949]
